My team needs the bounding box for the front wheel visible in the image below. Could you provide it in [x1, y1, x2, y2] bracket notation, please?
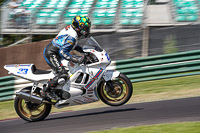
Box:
[97, 73, 133, 106]
[14, 87, 52, 122]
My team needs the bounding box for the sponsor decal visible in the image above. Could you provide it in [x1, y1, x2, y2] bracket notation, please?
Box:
[67, 40, 73, 45]
[15, 64, 20, 68]
[73, 96, 97, 104]
[83, 96, 97, 103]
[87, 89, 94, 95]
[5, 64, 31, 67]
[85, 68, 103, 89]
[18, 64, 31, 67]
[105, 53, 110, 61]
[73, 99, 84, 104]
[52, 55, 62, 71]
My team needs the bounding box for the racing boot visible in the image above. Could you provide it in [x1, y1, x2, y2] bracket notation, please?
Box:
[42, 74, 69, 97]
[43, 74, 68, 91]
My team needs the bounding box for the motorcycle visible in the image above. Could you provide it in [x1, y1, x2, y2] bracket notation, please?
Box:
[4, 36, 133, 122]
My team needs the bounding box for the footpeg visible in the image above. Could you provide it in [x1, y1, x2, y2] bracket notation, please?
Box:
[58, 78, 65, 85]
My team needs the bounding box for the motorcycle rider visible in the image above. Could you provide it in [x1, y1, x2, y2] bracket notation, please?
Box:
[43, 16, 91, 95]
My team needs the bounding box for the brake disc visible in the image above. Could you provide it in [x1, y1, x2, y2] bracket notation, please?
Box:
[106, 81, 123, 98]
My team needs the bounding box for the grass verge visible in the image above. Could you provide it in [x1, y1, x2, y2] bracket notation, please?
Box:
[88, 121, 200, 133]
[1, 74, 200, 120]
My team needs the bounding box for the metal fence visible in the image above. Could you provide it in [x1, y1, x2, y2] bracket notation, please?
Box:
[149, 25, 200, 56]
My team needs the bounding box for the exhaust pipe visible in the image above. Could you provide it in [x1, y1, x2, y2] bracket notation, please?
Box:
[16, 92, 43, 104]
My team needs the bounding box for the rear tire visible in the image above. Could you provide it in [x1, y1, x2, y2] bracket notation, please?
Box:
[14, 87, 52, 122]
[97, 73, 133, 106]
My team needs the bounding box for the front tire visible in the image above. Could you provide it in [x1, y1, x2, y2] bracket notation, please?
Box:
[14, 87, 52, 122]
[97, 73, 133, 106]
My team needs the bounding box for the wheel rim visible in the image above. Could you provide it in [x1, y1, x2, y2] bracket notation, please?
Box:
[100, 77, 129, 104]
[18, 98, 46, 119]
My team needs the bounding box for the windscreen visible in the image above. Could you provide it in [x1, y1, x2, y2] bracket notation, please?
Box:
[83, 37, 103, 52]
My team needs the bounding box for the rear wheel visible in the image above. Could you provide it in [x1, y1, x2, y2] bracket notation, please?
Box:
[14, 87, 52, 122]
[97, 73, 133, 106]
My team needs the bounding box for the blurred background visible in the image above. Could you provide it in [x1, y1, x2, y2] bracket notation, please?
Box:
[0, 0, 200, 77]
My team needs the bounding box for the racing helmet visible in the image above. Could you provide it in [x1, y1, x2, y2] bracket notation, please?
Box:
[71, 16, 91, 38]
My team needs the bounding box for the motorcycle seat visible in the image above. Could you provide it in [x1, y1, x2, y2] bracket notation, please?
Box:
[31, 65, 51, 75]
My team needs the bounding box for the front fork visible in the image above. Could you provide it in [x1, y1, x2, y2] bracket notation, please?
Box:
[105, 80, 114, 92]
[103, 70, 120, 92]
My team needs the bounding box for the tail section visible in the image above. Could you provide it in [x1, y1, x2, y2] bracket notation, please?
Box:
[4, 64, 54, 82]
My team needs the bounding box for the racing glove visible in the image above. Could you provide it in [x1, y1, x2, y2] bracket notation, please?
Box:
[70, 55, 85, 64]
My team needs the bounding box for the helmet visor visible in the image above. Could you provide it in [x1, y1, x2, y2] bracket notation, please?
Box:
[80, 24, 90, 37]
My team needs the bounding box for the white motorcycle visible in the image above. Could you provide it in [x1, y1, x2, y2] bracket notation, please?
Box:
[4, 37, 133, 122]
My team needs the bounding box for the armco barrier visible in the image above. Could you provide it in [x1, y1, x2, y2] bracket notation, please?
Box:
[1, 50, 200, 101]
[0, 76, 15, 101]
[0, 76, 32, 101]
[116, 50, 200, 82]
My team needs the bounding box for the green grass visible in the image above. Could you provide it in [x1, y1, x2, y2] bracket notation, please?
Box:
[88, 121, 200, 133]
[134, 74, 200, 95]
[1, 74, 200, 120]
[0, 100, 16, 120]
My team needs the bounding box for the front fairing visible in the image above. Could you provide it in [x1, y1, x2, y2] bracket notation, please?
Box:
[83, 37, 111, 68]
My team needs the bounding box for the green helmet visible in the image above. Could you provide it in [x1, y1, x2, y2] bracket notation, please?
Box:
[71, 16, 91, 37]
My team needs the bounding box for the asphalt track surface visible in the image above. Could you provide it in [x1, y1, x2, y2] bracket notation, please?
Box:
[0, 97, 200, 133]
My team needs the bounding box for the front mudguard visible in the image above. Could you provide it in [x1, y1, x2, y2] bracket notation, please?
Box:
[103, 70, 120, 81]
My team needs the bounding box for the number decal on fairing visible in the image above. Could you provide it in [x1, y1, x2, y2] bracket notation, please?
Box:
[105, 53, 110, 61]
[17, 68, 28, 74]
